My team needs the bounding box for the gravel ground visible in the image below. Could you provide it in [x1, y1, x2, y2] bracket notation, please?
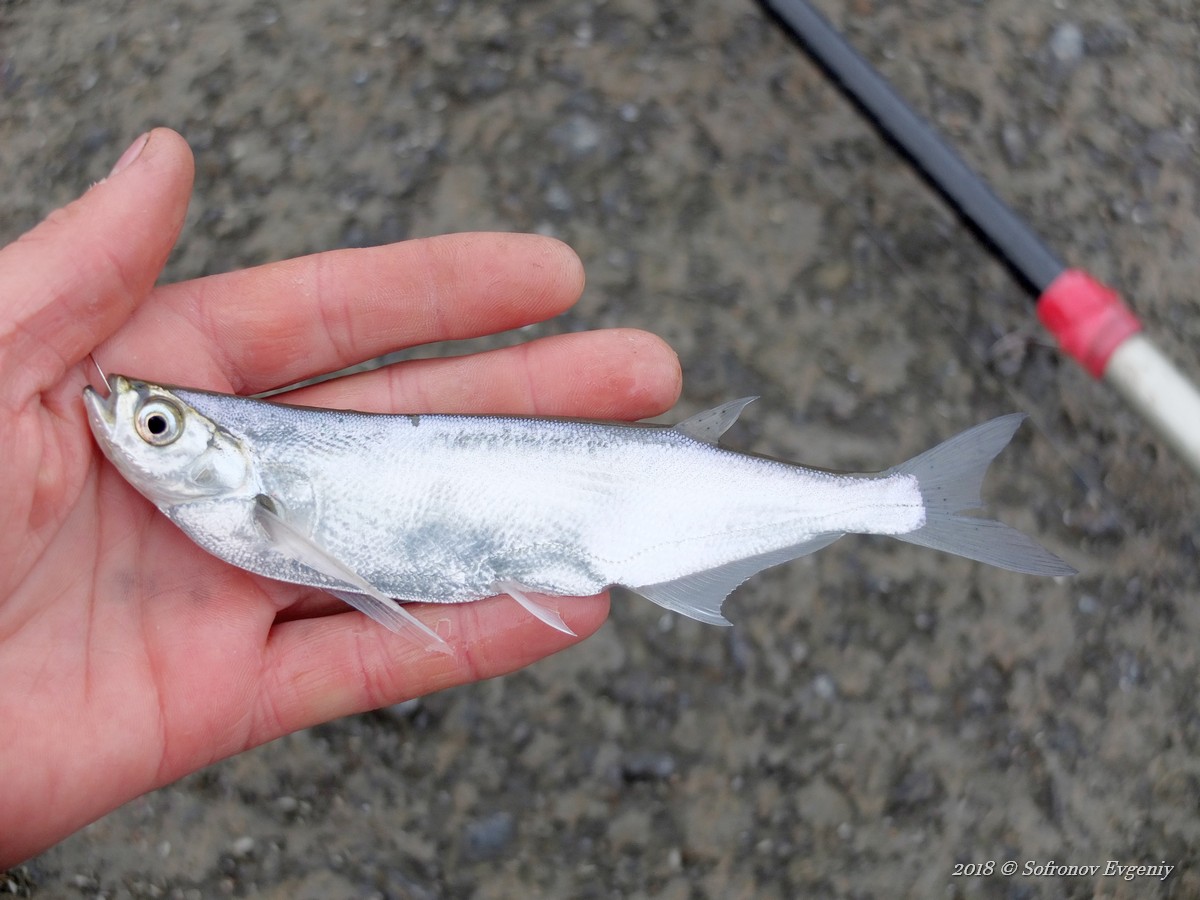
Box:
[3, 1, 1198, 897]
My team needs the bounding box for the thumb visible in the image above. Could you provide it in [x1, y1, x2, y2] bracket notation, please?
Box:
[0, 128, 194, 402]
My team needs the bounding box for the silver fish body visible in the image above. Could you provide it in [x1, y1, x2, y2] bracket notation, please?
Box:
[83, 376, 1074, 639]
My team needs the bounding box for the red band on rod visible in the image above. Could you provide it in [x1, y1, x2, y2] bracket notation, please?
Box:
[1036, 269, 1142, 379]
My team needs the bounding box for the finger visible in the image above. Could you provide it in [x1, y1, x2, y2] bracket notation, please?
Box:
[102, 232, 586, 395]
[0, 128, 194, 401]
[250, 592, 609, 742]
[287, 328, 683, 419]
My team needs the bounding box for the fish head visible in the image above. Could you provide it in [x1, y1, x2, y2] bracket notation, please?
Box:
[83, 375, 253, 506]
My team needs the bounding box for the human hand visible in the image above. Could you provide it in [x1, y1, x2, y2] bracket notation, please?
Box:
[0, 128, 681, 865]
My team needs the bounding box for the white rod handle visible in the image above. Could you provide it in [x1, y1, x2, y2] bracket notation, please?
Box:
[1104, 333, 1200, 480]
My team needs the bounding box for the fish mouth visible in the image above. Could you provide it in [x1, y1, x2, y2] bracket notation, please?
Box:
[82, 374, 130, 436]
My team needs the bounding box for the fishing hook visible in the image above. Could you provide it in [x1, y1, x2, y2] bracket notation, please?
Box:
[89, 353, 111, 395]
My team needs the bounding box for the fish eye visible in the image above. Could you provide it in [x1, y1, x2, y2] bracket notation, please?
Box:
[135, 398, 184, 446]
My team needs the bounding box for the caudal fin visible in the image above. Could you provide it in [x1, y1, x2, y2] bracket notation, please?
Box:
[888, 415, 1076, 576]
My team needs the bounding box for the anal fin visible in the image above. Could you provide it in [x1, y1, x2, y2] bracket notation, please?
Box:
[633, 533, 842, 626]
[253, 495, 450, 653]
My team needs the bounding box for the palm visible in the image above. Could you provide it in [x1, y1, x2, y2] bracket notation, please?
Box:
[0, 129, 680, 865]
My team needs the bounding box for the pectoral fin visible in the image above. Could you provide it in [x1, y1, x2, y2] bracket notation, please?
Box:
[326, 590, 451, 656]
[253, 495, 449, 653]
[494, 580, 577, 636]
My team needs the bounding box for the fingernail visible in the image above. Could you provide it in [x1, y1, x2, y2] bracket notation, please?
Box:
[108, 132, 150, 178]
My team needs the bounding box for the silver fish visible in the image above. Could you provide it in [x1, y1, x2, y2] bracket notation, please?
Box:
[83, 376, 1074, 647]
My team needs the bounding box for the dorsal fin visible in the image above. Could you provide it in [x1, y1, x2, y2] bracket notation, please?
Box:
[674, 397, 758, 444]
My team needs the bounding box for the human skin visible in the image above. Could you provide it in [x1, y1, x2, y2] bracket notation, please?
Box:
[0, 128, 682, 865]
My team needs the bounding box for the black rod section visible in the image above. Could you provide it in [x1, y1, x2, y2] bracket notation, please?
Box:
[762, 0, 1066, 295]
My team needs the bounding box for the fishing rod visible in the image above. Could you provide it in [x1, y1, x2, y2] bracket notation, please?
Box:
[761, 0, 1200, 481]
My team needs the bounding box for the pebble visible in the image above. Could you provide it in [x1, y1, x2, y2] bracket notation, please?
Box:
[1144, 128, 1191, 163]
[1001, 122, 1028, 165]
[463, 811, 516, 860]
[1049, 22, 1084, 64]
[621, 750, 677, 781]
[550, 114, 603, 156]
[812, 673, 837, 700]
[544, 182, 573, 212]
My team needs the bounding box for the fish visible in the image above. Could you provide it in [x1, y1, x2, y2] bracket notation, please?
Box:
[82, 375, 1075, 649]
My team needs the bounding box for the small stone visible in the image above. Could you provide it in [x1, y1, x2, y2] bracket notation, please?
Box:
[1000, 122, 1027, 165]
[1049, 23, 1084, 64]
[231, 836, 256, 858]
[551, 114, 602, 156]
[812, 673, 837, 700]
[607, 808, 651, 848]
[621, 750, 676, 781]
[464, 811, 515, 860]
[812, 259, 851, 293]
[1145, 129, 1191, 163]
[383, 698, 421, 720]
[544, 182, 573, 212]
[887, 766, 943, 815]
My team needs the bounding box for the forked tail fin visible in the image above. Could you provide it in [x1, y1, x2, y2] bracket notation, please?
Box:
[888, 414, 1077, 576]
